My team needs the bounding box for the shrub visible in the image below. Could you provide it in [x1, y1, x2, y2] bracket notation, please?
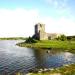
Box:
[25, 36, 37, 43]
[56, 35, 67, 41]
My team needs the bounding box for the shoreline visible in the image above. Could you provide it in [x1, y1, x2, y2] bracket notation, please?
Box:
[16, 40, 75, 75]
[16, 63, 75, 75]
[17, 40, 75, 53]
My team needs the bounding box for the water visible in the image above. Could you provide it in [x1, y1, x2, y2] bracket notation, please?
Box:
[0, 40, 75, 75]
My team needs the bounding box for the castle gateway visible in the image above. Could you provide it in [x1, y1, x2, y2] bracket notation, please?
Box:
[33, 23, 61, 40]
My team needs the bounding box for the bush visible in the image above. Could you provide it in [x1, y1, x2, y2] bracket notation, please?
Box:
[25, 36, 37, 43]
[56, 35, 67, 41]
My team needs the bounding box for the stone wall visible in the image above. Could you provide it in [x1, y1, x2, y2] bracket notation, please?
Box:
[39, 31, 48, 40]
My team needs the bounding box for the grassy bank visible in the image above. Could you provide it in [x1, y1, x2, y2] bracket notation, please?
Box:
[15, 64, 75, 75]
[17, 40, 75, 53]
[27, 64, 75, 75]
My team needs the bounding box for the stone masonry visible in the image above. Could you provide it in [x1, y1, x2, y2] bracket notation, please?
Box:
[33, 23, 61, 40]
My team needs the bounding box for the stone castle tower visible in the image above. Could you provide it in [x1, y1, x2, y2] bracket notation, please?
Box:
[33, 23, 62, 40]
[33, 23, 48, 40]
[35, 23, 45, 34]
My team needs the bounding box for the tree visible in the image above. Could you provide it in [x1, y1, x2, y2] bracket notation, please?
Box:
[25, 36, 37, 43]
[59, 35, 67, 41]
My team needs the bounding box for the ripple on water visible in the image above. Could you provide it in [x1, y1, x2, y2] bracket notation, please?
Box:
[0, 40, 75, 75]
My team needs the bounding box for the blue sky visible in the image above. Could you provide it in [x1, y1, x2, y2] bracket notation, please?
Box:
[0, 0, 74, 16]
[0, 0, 75, 37]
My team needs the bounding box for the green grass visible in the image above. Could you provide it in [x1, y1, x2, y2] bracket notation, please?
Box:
[17, 40, 75, 53]
[30, 64, 75, 75]
[16, 64, 75, 75]
[29, 64, 75, 75]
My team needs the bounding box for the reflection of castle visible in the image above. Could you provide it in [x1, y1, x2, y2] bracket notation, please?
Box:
[33, 23, 62, 40]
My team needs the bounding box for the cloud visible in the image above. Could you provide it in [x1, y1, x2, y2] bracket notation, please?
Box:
[0, 8, 75, 37]
[0, 8, 39, 37]
[38, 16, 75, 36]
[45, 0, 69, 7]
[44, 0, 70, 16]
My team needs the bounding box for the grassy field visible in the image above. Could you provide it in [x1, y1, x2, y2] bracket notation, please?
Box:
[17, 40, 75, 53]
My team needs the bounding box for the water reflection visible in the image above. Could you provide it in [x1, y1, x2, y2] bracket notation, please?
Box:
[0, 40, 74, 75]
[33, 49, 75, 68]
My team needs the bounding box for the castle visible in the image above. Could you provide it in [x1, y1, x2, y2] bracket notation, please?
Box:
[33, 23, 62, 40]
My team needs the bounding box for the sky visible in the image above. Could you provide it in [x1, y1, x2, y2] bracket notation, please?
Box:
[0, 0, 75, 37]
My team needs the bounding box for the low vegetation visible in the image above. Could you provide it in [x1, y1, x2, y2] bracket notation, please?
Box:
[15, 64, 75, 75]
[25, 37, 37, 43]
[30, 64, 75, 75]
[17, 37, 75, 53]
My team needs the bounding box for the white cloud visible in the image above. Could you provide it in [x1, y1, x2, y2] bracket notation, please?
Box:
[0, 8, 75, 37]
[45, 0, 69, 7]
[44, 0, 70, 16]
[0, 8, 39, 37]
[38, 16, 75, 36]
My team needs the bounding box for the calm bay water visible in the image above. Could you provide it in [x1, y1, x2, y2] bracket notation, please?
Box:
[0, 40, 75, 75]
